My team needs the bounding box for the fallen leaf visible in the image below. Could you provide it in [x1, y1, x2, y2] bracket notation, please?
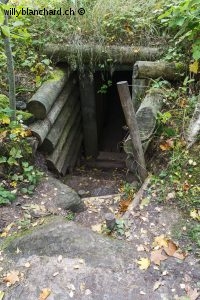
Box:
[118, 199, 131, 213]
[150, 249, 168, 266]
[85, 289, 92, 295]
[153, 280, 162, 291]
[190, 209, 200, 221]
[3, 270, 20, 285]
[189, 60, 199, 74]
[163, 240, 177, 256]
[137, 258, 150, 270]
[0, 291, 5, 300]
[57, 255, 63, 263]
[140, 198, 150, 209]
[160, 139, 174, 151]
[24, 262, 31, 268]
[153, 235, 168, 248]
[39, 288, 51, 300]
[173, 251, 186, 260]
[73, 265, 80, 269]
[186, 285, 200, 300]
[91, 224, 102, 233]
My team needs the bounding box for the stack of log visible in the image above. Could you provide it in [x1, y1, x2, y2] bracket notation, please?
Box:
[123, 60, 186, 173]
[27, 68, 82, 175]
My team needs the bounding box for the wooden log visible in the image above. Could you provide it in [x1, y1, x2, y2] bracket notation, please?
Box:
[41, 87, 79, 153]
[123, 176, 151, 219]
[29, 76, 77, 145]
[117, 81, 147, 181]
[61, 131, 83, 176]
[186, 97, 200, 148]
[133, 61, 185, 80]
[132, 78, 149, 110]
[27, 68, 70, 119]
[44, 44, 162, 66]
[46, 106, 81, 167]
[124, 88, 164, 157]
[53, 120, 82, 174]
[79, 71, 98, 157]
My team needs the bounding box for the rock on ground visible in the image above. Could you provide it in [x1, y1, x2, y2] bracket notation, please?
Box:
[0, 218, 176, 300]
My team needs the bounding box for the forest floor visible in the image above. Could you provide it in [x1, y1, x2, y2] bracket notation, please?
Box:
[0, 156, 200, 299]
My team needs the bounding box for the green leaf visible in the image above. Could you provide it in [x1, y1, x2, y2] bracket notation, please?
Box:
[12, 20, 24, 27]
[1, 25, 10, 37]
[0, 7, 5, 26]
[0, 156, 7, 164]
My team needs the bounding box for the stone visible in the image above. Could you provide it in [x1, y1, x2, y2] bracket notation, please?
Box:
[40, 177, 85, 212]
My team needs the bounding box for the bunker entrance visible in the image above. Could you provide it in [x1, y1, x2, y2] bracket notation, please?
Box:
[81, 70, 132, 168]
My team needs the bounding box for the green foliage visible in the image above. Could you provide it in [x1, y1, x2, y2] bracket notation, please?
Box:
[0, 108, 43, 205]
[114, 219, 126, 235]
[0, 185, 16, 205]
[158, 0, 200, 60]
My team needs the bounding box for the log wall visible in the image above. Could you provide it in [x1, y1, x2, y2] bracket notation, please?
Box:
[28, 68, 83, 176]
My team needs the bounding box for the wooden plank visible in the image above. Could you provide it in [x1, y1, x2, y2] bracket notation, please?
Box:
[117, 81, 147, 181]
[79, 71, 98, 157]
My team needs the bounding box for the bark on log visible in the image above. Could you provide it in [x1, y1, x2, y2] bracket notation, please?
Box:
[132, 78, 149, 110]
[29, 76, 77, 145]
[46, 106, 81, 167]
[133, 61, 185, 80]
[123, 176, 151, 219]
[44, 44, 162, 66]
[41, 87, 79, 153]
[187, 97, 200, 148]
[117, 81, 147, 181]
[61, 131, 83, 176]
[50, 119, 82, 174]
[124, 89, 164, 157]
[27, 68, 70, 119]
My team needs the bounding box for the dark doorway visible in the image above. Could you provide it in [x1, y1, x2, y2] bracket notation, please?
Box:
[95, 70, 132, 154]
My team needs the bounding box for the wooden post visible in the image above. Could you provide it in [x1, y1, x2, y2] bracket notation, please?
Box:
[79, 71, 98, 157]
[117, 81, 147, 181]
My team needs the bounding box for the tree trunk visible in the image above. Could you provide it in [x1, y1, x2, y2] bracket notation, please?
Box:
[27, 68, 70, 119]
[41, 87, 79, 153]
[124, 89, 164, 157]
[186, 97, 200, 148]
[133, 61, 185, 80]
[3, 14, 16, 120]
[29, 76, 77, 145]
[46, 105, 80, 167]
[117, 81, 147, 181]
[44, 44, 162, 66]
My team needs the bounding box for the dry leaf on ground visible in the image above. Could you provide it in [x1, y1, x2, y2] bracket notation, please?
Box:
[0, 291, 5, 300]
[163, 240, 177, 256]
[185, 285, 200, 300]
[150, 249, 168, 266]
[39, 288, 51, 300]
[3, 270, 20, 285]
[153, 235, 168, 248]
[137, 258, 150, 270]
[91, 224, 102, 233]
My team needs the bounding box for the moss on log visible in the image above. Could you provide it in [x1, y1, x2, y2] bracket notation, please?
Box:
[27, 68, 70, 119]
[29, 76, 77, 145]
[44, 44, 162, 67]
[133, 61, 185, 80]
[41, 87, 79, 153]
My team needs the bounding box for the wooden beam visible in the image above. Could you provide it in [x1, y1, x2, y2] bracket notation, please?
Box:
[79, 71, 98, 157]
[117, 81, 147, 181]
